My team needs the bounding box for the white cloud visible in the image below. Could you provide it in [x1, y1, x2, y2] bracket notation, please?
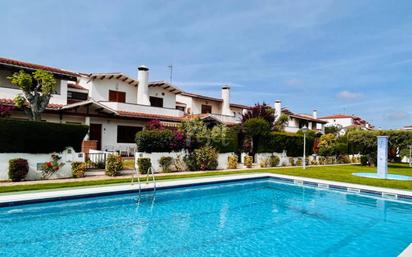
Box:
[337, 90, 363, 101]
[385, 111, 410, 121]
[284, 78, 303, 87]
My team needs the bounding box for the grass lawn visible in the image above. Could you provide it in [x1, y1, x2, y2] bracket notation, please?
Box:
[0, 164, 411, 194]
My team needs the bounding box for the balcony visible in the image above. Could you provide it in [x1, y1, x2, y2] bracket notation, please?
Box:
[100, 101, 185, 117]
[210, 113, 242, 124]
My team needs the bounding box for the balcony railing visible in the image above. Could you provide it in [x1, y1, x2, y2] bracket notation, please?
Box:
[100, 101, 185, 117]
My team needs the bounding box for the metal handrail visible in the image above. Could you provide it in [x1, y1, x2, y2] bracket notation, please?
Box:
[132, 166, 156, 199]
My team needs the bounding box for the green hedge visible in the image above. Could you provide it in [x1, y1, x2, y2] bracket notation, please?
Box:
[257, 132, 314, 157]
[0, 119, 88, 153]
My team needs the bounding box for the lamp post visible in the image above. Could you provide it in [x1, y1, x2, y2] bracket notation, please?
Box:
[301, 125, 309, 169]
[408, 145, 412, 168]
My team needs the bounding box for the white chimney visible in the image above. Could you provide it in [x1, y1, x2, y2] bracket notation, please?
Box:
[274, 100, 282, 121]
[313, 109, 317, 119]
[221, 86, 234, 116]
[137, 65, 150, 105]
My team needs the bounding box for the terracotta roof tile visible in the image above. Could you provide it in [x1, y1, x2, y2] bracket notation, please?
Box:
[0, 57, 78, 78]
[318, 114, 353, 119]
[68, 83, 88, 91]
[0, 98, 63, 110]
[117, 111, 183, 122]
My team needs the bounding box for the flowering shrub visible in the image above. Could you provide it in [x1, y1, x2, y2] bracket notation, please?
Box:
[41, 154, 64, 179]
[146, 119, 164, 130]
[0, 104, 14, 118]
[170, 131, 186, 151]
[105, 154, 123, 176]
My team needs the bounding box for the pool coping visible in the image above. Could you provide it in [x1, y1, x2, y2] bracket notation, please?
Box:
[0, 173, 411, 207]
[399, 244, 412, 257]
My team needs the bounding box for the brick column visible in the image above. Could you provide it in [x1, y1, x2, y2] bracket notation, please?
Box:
[82, 140, 97, 153]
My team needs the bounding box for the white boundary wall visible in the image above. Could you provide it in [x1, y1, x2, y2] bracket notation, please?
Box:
[135, 151, 236, 173]
[0, 148, 85, 180]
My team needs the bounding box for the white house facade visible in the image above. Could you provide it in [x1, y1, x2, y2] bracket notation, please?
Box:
[273, 100, 326, 133]
[319, 114, 374, 135]
[176, 86, 249, 125]
[0, 57, 250, 154]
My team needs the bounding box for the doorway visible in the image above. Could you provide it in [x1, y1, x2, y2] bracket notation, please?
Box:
[89, 123, 102, 150]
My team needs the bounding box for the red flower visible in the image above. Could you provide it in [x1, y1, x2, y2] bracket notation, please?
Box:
[47, 162, 52, 168]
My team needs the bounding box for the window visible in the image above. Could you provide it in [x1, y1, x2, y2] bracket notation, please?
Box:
[176, 106, 185, 112]
[298, 120, 309, 129]
[150, 96, 163, 107]
[67, 91, 88, 103]
[109, 90, 126, 103]
[117, 125, 143, 143]
[201, 104, 212, 114]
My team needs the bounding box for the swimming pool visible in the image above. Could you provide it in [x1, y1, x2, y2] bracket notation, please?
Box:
[0, 178, 411, 257]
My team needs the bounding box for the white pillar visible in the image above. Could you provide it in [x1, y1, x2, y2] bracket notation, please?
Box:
[377, 136, 388, 178]
[221, 86, 233, 116]
[274, 100, 282, 121]
[313, 109, 317, 119]
[84, 116, 91, 140]
[137, 65, 150, 105]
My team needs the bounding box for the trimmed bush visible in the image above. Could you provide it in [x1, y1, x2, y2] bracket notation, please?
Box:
[184, 153, 199, 171]
[159, 156, 173, 172]
[244, 156, 253, 168]
[105, 154, 123, 176]
[296, 158, 303, 166]
[337, 155, 351, 164]
[269, 155, 280, 167]
[259, 158, 270, 168]
[135, 129, 173, 153]
[227, 155, 238, 169]
[8, 158, 28, 182]
[360, 156, 368, 166]
[71, 162, 86, 178]
[138, 158, 152, 174]
[172, 154, 186, 172]
[289, 157, 295, 166]
[194, 146, 218, 171]
[257, 132, 314, 157]
[0, 119, 88, 153]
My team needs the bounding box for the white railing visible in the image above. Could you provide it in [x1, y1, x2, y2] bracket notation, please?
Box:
[100, 101, 185, 117]
[210, 113, 242, 124]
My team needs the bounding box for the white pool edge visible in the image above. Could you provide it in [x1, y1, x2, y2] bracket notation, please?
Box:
[398, 243, 412, 257]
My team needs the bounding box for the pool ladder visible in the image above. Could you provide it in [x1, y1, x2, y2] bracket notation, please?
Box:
[131, 167, 156, 198]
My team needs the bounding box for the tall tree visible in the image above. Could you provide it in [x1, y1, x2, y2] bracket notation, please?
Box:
[8, 70, 56, 121]
[241, 103, 274, 124]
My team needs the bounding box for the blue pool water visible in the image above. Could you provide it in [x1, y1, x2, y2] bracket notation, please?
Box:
[0, 179, 411, 257]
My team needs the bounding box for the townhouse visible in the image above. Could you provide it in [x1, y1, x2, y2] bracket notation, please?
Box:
[0, 57, 248, 153]
[319, 114, 374, 135]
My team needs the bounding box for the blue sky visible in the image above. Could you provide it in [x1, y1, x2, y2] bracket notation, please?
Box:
[1, 0, 411, 129]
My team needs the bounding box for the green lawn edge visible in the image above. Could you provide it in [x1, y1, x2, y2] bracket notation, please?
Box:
[1, 164, 411, 194]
